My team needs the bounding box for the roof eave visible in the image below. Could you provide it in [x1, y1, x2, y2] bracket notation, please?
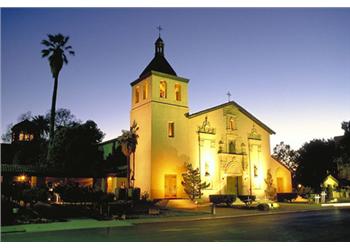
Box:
[130, 71, 190, 86]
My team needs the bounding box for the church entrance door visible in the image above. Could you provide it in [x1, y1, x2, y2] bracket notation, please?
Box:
[226, 176, 242, 195]
[164, 175, 177, 198]
[277, 177, 284, 193]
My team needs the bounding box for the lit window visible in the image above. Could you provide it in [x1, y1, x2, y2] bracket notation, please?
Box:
[160, 81, 167, 98]
[135, 86, 140, 103]
[24, 134, 30, 141]
[143, 83, 148, 100]
[168, 122, 174, 137]
[175, 83, 181, 101]
[30, 134, 34, 141]
[19, 132, 25, 141]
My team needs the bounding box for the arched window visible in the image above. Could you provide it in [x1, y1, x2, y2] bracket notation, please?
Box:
[175, 83, 181, 101]
[135, 86, 140, 103]
[160, 81, 167, 98]
[143, 83, 148, 100]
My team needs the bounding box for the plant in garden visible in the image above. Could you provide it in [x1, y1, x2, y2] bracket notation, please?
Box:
[117, 121, 139, 188]
[264, 169, 276, 200]
[296, 185, 314, 198]
[181, 163, 210, 201]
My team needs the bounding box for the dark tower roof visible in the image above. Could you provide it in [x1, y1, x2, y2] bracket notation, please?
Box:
[139, 37, 177, 78]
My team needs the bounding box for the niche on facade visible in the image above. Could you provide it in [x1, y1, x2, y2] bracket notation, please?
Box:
[198, 116, 216, 190]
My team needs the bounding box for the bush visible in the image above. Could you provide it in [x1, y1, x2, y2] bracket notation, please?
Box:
[1, 198, 16, 226]
[115, 188, 140, 201]
[22, 187, 49, 203]
[276, 192, 298, 202]
[132, 188, 140, 201]
[209, 195, 236, 206]
[297, 186, 314, 199]
[55, 184, 103, 203]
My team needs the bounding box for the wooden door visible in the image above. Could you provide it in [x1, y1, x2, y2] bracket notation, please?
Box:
[226, 176, 235, 194]
[164, 175, 177, 198]
[227, 176, 242, 195]
[277, 177, 284, 193]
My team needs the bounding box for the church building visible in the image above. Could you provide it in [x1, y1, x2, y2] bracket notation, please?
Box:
[130, 36, 292, 200]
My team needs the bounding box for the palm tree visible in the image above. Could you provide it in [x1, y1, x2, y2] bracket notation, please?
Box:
[32, 115, 50, 140]
[41, 33, 75, 142]
[117, 121, 139, 188]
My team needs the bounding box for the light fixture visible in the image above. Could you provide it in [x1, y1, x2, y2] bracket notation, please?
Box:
[18, 175, 26, 182]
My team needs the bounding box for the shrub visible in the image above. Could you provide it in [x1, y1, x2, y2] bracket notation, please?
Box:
[238, 195, 256, 205]
[276, 192, 298, 202]
[209, 195, 236, 206]
[296, 185, 314, 198]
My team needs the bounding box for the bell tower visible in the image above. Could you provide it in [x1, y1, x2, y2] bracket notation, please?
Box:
[130, 35, 190, 198]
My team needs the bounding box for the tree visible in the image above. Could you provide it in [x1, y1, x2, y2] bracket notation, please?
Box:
[181, 163, 210, 201]
[41, 33, 75, 142]
[17, 111, 33, 122]
[32, 115, 50, 140]
[295, 139, 337, 191]
[264, 169, 276, 200]
[273, 141, 298, 173]
[1, 123, 13, 143]
[47, 120, 104, 175]
[338, 121, 350, 164]
[45, 108, 80, 129]
[116, 121, 139, 188]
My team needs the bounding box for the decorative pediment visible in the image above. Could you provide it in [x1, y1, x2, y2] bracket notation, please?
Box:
[198, 116, 216, 134]
[248, 125, 261, 140]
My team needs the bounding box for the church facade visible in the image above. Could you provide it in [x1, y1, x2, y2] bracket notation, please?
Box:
[130, 36, 292, 200]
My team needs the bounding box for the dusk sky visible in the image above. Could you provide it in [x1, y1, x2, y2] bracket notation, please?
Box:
[2, 8, 350, 150]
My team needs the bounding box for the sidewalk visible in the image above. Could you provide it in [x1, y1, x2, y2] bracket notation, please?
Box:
[0, 203, 339, 235]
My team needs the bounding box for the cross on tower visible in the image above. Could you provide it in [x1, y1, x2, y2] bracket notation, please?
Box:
[156, 25, 163, 37]
[226, 91, 232, 102]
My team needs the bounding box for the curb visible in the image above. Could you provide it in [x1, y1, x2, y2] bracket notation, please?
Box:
[131, 207, 336, 225]
[1, 207, 336, 235]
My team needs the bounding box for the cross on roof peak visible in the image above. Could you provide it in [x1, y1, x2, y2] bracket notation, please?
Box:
[156, 25, 163, 37]
[226, 91, 232, 102]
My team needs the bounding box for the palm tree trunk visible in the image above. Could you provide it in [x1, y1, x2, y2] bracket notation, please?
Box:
[49, 76, 59, 143]
[132, 152, 135, 188]
[126, 155, 130, 188]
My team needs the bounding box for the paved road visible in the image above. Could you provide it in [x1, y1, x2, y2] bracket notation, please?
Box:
[2, 208, 350, 242]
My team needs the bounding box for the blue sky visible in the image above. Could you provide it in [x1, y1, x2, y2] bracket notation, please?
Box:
[2, 8, 350, 149]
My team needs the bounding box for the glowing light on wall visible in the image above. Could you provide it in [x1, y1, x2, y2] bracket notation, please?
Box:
[200, 139, 216, 188]
[17, 175, 27, 182]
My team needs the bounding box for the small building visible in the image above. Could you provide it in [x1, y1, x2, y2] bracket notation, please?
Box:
[322, 174, 339, 189]
[1, 121, 127, 193]
[11, 119, 39, 143]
